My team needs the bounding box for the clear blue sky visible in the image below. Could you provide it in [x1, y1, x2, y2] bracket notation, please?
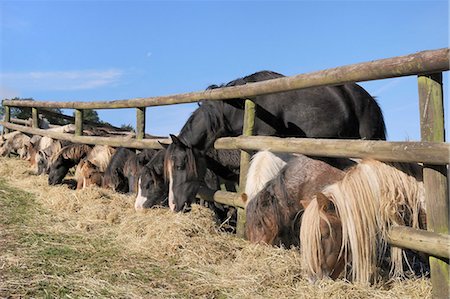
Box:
[1, 0, 448, 141]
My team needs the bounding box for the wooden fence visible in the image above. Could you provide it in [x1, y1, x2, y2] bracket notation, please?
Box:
[1, 48, 449, 298]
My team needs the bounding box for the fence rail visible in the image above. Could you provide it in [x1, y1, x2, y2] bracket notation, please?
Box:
[2, 48, 448, 109]
[2, 48, 449, 298]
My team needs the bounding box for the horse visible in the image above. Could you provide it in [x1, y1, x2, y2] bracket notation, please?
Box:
[134, 149, 168, 210]
[102, 147, 136, 193]
[244, 152, 346, 248]
[35, 139, 70, 175]
[26, 136, 56, 173]
[299, 159, 426, 284]
[124, 149, 159, 194]
[0, 131, 31, 158]
[75, 158, 103, 190]
[48, 144, 93, 185]
[74, 145, 115, 186]
[243, 150, 294, 204]
[164, 70, 386, 212]
[136, 147, 240, 212]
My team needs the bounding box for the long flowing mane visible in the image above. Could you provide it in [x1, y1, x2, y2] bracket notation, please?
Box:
[300, 159, 425, 284]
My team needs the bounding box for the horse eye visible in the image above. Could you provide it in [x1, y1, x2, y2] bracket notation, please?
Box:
[176, 165, 184, 170]
[321, 232, 330, 240]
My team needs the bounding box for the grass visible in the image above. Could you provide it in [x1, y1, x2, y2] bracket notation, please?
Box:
[0, 157, 433, 298]
[0, 179, 179, 298]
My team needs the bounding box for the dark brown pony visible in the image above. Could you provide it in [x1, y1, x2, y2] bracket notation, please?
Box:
[244, 153, 346, 248]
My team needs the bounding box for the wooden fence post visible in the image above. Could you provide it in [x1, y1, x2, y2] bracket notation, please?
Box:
[236, 99, 256, 238]
[75, 109, 84, 136]
[418, 72, 449, 299]
[136, 107, 146, 140]
[31, 108, 39, 128]
[3, 106, 10, 134]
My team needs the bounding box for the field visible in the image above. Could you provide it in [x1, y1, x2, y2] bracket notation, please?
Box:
[0, 157, 431, 298]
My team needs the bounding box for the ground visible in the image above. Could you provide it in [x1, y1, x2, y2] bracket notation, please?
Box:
[0, 157, 431, 298]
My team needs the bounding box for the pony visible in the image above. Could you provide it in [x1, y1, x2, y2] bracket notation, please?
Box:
[48, 144, 93, 185]
[74, 145, 115, 186]
[26, 136, 55, 173]
[134, 149, 168, 210]
[164, 70, 386, 212]
[243, 150, 294, 204]
[299, 159, 426, 284]
[35, 139, 70, 175]
[124, 149, 159, 194]
[102, 147, 136, 193]
[0, 131, 31, 158]
[75, 159, 103, 190]
[244, 153, 346, 248]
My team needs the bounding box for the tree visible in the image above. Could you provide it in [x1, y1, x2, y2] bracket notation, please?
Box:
[120, 124, 135, 132]
[76, 109, 100, 123]
[1, 98, 70, 125]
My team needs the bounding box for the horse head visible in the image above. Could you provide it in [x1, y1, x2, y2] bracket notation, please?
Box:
[48, 155, 71, 185]
[164, 134, 206, 212]
[300, 192, 345, 282]
[135, 150, 168, 210]
[245, 189, 281, 245]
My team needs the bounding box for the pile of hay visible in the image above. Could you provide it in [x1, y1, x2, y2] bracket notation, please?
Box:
[0, 157, 432, 298]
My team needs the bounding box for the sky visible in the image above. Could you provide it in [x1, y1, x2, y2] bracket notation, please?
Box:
[0, 0, 448, 141]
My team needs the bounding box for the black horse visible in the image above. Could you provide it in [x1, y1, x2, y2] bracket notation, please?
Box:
[48, 144, 93, 185]
[164, 70, 386, 212]
[135, 147, 240, 211]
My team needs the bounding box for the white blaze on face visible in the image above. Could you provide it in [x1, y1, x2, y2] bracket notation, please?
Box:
[168, 160, 176, 211]
[134, 177, 147, 211]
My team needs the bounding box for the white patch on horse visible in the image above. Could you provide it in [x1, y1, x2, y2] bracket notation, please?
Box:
[245, 150, 291, 205]
[134, 177, 147, 211]
[168, 160, 176, 211]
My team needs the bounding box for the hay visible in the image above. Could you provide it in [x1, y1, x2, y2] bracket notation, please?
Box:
[0, 157, 432, 298]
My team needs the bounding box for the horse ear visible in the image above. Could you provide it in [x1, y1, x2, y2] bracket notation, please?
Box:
[300, 198, 311, 209]
[158, 141, 170, 149]
[169, 134, 187, 148]
[316, 192, 335, 212]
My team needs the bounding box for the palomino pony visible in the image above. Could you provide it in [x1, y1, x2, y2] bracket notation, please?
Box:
[165, 70, 386, 212]
[244, 152, 346, 248]
[76, 159, 103, 189]
[74, 145, 116, 189]
[300, 159, 425, 284]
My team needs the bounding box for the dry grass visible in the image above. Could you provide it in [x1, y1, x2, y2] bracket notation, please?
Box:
[0, 157, 432, 298]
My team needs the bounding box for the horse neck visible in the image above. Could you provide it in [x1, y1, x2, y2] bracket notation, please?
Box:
[178, 102, 227, 151]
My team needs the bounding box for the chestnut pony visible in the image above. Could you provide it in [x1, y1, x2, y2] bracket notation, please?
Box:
[300, 159, 426, 284]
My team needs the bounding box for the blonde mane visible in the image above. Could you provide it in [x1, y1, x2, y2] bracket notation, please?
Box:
[86, 145, 116, 172]
[244, 150, 291, 206]
[301, 159, 424, 284]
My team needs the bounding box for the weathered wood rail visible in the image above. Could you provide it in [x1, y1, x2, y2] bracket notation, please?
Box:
[2, 48, 449, 298]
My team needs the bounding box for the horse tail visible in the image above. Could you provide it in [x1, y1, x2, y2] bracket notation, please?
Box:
[244, 150, 288, 205]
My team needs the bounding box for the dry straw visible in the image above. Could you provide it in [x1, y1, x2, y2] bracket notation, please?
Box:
[0, 157, 431, 298]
